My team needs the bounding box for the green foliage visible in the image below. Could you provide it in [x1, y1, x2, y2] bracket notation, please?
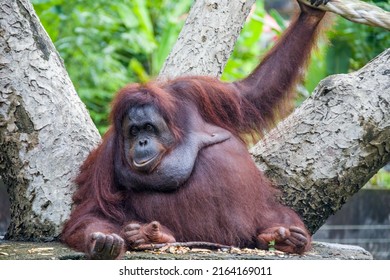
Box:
[32, 0, 192, 134]
[268, 240, 276, 251]
[325, 1, 390, 75]
[365, 169, 390, 189]
[303, 1, 390, 96]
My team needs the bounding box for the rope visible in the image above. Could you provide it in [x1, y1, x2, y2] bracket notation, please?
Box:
[299, 0, 390, 30]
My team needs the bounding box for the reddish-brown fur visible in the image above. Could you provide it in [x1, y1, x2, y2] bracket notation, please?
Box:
[61, 4, 327, 258]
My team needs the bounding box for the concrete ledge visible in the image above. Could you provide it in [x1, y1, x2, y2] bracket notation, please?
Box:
[0, 240, 372, 260]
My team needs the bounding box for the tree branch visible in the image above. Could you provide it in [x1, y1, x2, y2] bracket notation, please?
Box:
[159, 0, 255, 79]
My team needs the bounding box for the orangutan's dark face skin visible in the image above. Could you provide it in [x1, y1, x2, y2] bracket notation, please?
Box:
[123, 105, 174, 173]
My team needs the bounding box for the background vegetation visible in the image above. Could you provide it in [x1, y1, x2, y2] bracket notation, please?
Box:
[31, 0, 389, 188]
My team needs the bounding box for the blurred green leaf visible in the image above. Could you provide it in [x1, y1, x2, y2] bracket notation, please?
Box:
[130, 58, 150, 83]
[268, 9, 287, 31]
[132, 0, 154, 41]
[116, 3, 139, 29]
[326, 41, 352, 75]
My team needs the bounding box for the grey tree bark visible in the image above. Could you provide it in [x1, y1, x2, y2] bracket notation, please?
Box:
[0, 0, 101, 240]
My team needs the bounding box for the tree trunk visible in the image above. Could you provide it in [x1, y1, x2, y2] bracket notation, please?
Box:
[0, 0, 101, 240]
[251, 48, 390, 233]
[159, 0, 255, 79]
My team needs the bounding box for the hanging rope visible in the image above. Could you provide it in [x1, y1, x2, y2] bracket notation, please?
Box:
[299, 0, 390, 30]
